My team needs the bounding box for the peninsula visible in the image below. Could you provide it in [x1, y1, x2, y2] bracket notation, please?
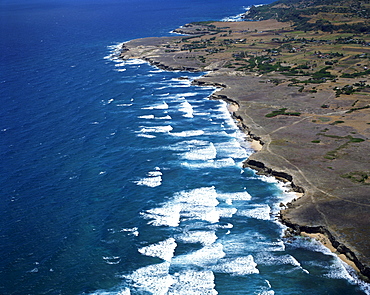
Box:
[120, 0, 370, 280]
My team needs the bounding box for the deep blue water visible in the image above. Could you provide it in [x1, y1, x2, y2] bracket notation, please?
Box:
[1, 1, 369, 294]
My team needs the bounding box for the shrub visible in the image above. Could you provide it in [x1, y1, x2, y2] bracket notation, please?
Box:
[330, 120, 345, 125]
[265, 108, 301, 118]
[350, 138, 365, 143]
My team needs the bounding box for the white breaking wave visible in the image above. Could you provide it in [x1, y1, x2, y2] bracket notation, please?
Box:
[158, 115, 172, 120]
[104, 42, 125, 61]
[102, 256, 121, 265]
[138, 114, 155, 119]
[221, 5, 259, 22]
[169, 78, 192, 87]
[212, 255, 259, 275]
[134, 176, 162, 187]
[139, 125, 173, 133]
[169, 139, 210, 151]
[237, 204, 271, 221]
[168, 270, 218, 295]
[123, 263, 218, 295]
[149, 69, 164, 73]
[263, 240, 285, 252]
[193, 111, 211, 116]
[181, 158, 235, 169]
[170, 92, 198, 99]
[142, 102, 169, 110]
[138, 238, 177, 261]
[114, 61, 127, 67]
[217, 191, 252, 203]
[123, 262, 174, 295]
[287, 237, 370, 294]
[176, 230, 218, 246]
[214, 140, 248, 159]
[172, 243, 225, 267]
[123, 58, 148, 65]
[88, 287, 131, 295]
[120, 227, 139, 237]
[170, 130, 204, 137]
[138, 114, 172, 120]
[255, 252, 309, 273]
[141, 187, 220, 227]
[147, 170, 162, 177]
[116, 103, 133, 107]
[221, 6, 251, 22]
[137, 133, 156, 139]
[258, 174, 280, 184]
[181, 142, 217, 161]
[216, 206, 238, 218]
[179, 101, 194, 118]
[142, 203, 182, 227]
[174, 187, 220, 223]
[134, 168, 163, 187]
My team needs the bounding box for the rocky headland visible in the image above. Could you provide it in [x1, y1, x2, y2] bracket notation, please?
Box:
[120, 0, 370, 280]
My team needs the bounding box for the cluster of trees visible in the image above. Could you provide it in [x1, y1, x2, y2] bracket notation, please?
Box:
[336, 37, 369, 45]
[245, 0, 370, 33]
[341, 68, 370, 78]
[334, 83, 370, 97]
[180, 38, 214, 51]
[238, 56, 290, 73]
[232, 53, 339, 80]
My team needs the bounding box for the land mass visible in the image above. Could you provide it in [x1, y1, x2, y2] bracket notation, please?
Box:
[120, 0, 370, 280]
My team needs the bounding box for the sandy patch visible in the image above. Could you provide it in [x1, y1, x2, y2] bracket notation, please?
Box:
[301, 232, 360, 274]
[250, 139, 263, 151]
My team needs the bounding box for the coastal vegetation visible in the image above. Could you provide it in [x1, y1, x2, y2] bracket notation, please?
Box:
[315, 133, 366, 160]
[246, 0, 370, 34]
[342, 171, 370, 184]
[154, 1, 370, 99]
[265, 108, 301, 117]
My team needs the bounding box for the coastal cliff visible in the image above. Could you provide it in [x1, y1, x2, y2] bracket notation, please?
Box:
[119, 0, 370, 280]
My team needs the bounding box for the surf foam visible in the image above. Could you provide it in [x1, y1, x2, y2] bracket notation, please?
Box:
[176, 230, 218, 246]
[212, 255, 259, 275]
[138, 238, 177, 261]
[179, 101, 194, 118]
[237, 204, 271, 220]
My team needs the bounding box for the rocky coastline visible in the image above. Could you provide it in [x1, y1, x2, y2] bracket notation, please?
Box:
[119, 15, 370, 281]
[211, 83, 370, 281]
[208, 84, 370, 280]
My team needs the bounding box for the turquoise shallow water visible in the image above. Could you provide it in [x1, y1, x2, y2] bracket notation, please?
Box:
[1, 1, 369, 294]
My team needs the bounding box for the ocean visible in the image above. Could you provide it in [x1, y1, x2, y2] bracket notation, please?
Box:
[1, 0, 369, 294]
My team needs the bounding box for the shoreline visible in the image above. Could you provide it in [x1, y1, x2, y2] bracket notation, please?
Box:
[118, 17, 370, 282]
[301, 232, 361, 273]
[223, 91, 370, 282]
[226, 95, 370, 283]
[204, 80, 367, 281]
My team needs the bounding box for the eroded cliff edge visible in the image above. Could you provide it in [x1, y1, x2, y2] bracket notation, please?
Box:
[119, 18, 370, 280]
